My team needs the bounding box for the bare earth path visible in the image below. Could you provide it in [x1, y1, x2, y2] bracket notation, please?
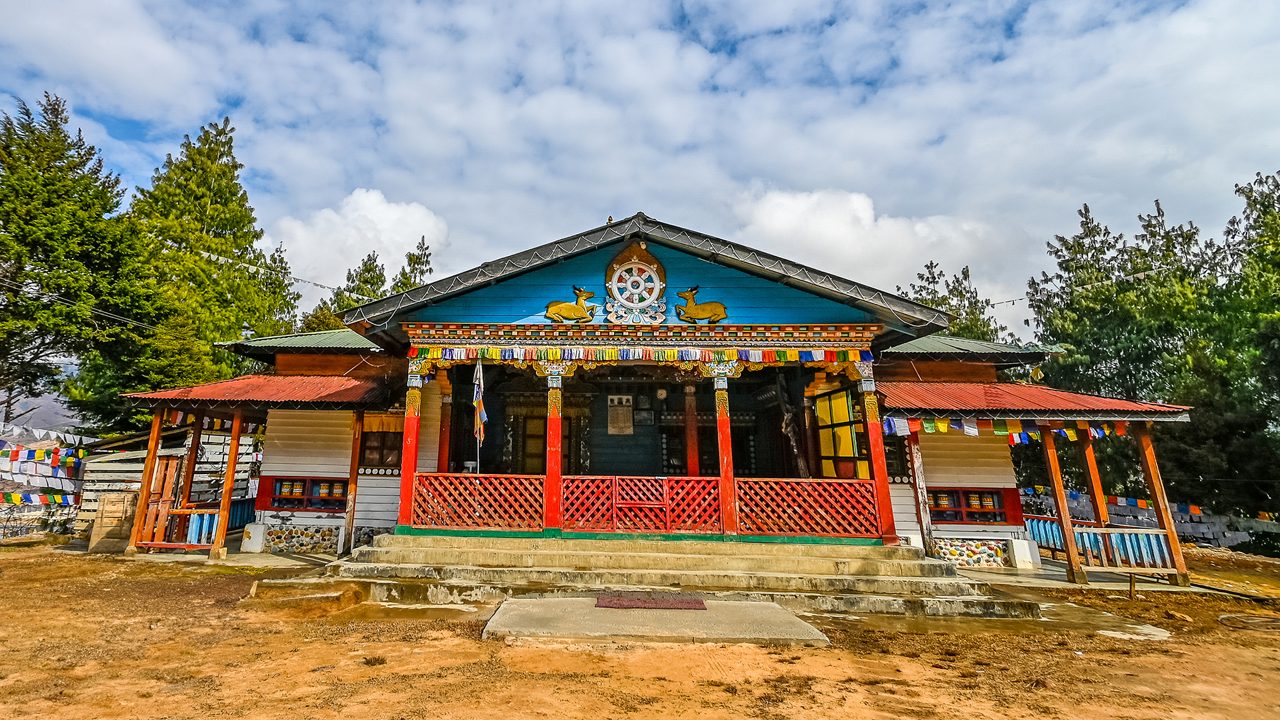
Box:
[1, 546, 1278, 720]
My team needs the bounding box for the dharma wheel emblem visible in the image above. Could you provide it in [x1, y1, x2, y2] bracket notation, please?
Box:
[604, 242, 666, 324]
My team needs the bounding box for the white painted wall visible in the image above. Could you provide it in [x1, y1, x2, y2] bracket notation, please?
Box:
[910, 433, 1026, 542]
[256, 385, 442, 529]
[918, 433, 1018, 489]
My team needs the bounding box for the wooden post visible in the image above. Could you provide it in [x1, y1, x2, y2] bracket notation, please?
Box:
[861, 386, 899, 543]
[342, 410, 364, 555]
[179, 412, 204, 508]
[684, 383, 700, 476]
[125, 410, 165, 555]
[714, 376, 738, 534]
[1078, 427, 1110, 526]
[906, 431, 934, 554]
[802, 372, 827, 476]
[436, 370, 453, 473]
[397, 379, 423, 527]
[1135, 422, 1190, 585]
[544, 374, 563, 530]
[208, 409, 243, 560]
[1043, 429, 1086, 584]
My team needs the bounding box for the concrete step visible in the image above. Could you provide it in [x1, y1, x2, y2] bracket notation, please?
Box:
[251, 577, 1041, 619]
[370, 533, 926, 561]
[333, 562, 990, 597]
[350, 546, 956, 577]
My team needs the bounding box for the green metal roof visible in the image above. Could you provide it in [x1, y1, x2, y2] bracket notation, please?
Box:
[220, 329, 382, 362]
[883, 334, 1054, 365]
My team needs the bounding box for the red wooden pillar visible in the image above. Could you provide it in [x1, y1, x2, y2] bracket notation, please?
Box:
[1043, 428, 1086, 584]
[860, 385, 899, 544]
[125, 409, 166, 555]
[209, 409, 243, 560]
[1134, 423, 1190, 585]
[684, 383, 700, 476]
[714, 376, 738, 534]
[544, 374, 563, 531]
[397, 377, 423, 527]
[436, 370, 452, 473]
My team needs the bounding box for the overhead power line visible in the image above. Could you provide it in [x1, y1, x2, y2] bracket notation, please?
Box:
[0, 277, 159, 332]
[196, 250, 376, 302]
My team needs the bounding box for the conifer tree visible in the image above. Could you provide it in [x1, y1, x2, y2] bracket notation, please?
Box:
[390, 235, 434, 293]
[0, 93, 153, 423]
[66, 117, 298, 430]
[298, 251, 386, 332]
[898, 262, 1009, 342]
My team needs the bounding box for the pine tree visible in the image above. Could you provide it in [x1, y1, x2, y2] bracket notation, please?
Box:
[898, 262, 1009, 342]
[0, 93, 153, 422]
[130, 117, 296, 358]
[390, 235, 434, 293]
[298, 251, 386, 332]
[65, 116, 298, 431]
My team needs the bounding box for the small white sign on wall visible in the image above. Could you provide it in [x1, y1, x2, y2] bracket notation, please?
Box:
[607, 395, 634, 435]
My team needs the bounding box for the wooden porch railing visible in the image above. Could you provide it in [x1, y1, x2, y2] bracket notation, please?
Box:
[1025, 514, 1180, 574]
[137, 497, 257, 550]
[411, 473, 545, 530]
[410, 473, 881, 538]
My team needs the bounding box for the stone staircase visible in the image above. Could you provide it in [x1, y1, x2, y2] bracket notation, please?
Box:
[297, 534, 1041, 618]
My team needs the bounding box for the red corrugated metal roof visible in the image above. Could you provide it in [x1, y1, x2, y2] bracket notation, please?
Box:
[878, 381, 1189, 418]
[127, 375, 386, 407]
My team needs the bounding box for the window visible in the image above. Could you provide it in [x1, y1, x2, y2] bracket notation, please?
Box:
[262, 477, 348, 511]
[814, 389, 870, 479]
[928, 488, 1023, 525]
[884, 435, 910, 478]
[360, 431, 402, 470]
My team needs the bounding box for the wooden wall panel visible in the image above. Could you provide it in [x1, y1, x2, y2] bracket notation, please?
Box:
[888, 483, 921, 535]
[275, 353, 406, 378]
[875, 361, 999, 382]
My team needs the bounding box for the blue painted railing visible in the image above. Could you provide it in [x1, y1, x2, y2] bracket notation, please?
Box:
[181, 498, 256, 546]
[226, 497, 255, 531]
[1025, 515, 1177, 571]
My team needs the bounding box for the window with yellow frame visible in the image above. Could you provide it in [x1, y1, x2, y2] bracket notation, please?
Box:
[813, 389, 870, 479]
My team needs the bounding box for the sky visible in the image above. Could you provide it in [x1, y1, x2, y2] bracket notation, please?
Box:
[2, 0, 1278, 335]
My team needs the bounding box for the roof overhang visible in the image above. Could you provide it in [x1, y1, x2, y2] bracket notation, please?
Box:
[877, 381, 1191, 423]
[343, 212, 951, 351]
[125, 375, 394, 414]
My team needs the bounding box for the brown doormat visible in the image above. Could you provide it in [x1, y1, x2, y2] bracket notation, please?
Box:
[595, 592, 707, 610]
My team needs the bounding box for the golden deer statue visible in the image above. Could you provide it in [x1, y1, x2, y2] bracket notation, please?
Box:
[545, 286, 598, 323]
[675, 286, 727, 324]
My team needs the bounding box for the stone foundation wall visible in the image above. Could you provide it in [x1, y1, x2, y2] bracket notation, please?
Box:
[932, 537, 1009, 568]
[263, 525, 340, 554]
[352, 525, 392, 549]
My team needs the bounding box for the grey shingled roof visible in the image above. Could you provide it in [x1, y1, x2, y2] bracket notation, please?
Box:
[342, 212, 952, 351]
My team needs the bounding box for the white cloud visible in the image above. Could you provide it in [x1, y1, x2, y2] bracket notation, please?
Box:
[268, 189, 450, 307]
[733, 189, 1008, 291]
[3, 0, 1279, 339]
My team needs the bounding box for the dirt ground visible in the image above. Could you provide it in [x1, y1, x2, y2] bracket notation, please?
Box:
[1183, 545, 1280, 598]
[1, 546, 1279, 720]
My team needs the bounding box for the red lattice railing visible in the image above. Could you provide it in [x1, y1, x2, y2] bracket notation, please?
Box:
[563, 476, 721, 533]
[410, 473, 881, 538]
[412, 473, 544, 530]
[737, 478, 880, 538]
